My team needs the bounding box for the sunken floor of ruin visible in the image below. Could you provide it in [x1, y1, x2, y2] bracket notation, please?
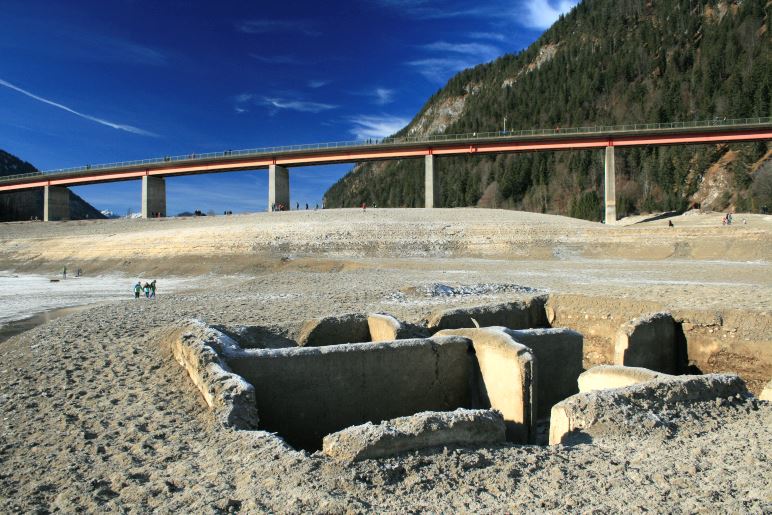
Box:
[163, 293, 767, 460]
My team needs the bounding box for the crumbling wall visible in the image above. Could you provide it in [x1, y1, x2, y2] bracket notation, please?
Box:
[297, 313, 371, 346]
[322, 409, 505, 462]
[437, 327, 536, 443]
[426, 297, 548, 332]
[226, 336, 474, 450]
[578, 365, 668, 393]
[160, 321, 259, 429]
[367, 313, 414, 341]
[506, 328, 584, 419]
[549, 374, 750, 445]
[614, 312, 678, 374]
[760, 379, 772, 401]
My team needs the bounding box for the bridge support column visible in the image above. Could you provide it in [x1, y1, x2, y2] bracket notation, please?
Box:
[142, 176, 166, 218]
[269, 164, 290, 211]
[425, 154, 439, 208]
[604, 146, 616, 225]
[44, 185, 70, 221]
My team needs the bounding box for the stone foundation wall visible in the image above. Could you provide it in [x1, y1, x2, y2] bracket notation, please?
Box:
[549, 374, 750, 445]
[437, 327, 536, 443]
[226, 336, 474, 450]
[161, 321, 259, 429]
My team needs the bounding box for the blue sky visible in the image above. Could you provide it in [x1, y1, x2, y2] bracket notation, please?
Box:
[0, 0, 576, 215]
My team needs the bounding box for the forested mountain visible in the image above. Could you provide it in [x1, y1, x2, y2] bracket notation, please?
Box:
[0, 150, 105, 222]
[324, 0, 772, 219]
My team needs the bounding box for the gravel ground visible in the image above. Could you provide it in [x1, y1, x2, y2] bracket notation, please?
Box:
[0, 209, 770, 512]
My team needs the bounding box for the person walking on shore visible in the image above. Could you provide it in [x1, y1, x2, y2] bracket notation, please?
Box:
[62, 266, 67, 280]
[133, 282, 142, 299]
[150, 280, 156, 298]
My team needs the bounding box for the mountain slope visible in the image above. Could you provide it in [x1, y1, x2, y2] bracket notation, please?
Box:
[0, 150, 106, 222]
[324, 0, 771, 218]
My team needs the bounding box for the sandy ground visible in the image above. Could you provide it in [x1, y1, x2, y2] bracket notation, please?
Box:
[0, 208, 770, 512]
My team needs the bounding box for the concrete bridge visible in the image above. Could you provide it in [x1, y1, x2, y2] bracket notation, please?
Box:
[1, 117, 770, 223]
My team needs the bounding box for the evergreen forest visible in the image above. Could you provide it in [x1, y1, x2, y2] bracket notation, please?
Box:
[324, 0, 772, 219]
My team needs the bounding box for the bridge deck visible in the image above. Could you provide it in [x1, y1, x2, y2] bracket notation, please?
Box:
[1, 118, 770, 192]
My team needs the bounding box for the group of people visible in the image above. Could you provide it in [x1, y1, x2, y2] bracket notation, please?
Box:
[722, 213, 734, 225]
[134, 280, 157, 299]
[62, 267, 82, 279]
[270, 203, 320, 211]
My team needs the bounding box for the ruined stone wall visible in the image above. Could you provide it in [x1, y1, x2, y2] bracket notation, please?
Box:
[545, 294, 772, 394]
[226, 337, 474, 450]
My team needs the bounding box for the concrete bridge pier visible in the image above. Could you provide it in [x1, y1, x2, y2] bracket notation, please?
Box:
[425, 154, 439, 208]
[43, 185, 70, 221]
[269, 164, 290, 211]
[604, 146, 616, 224]
[142, 176, 166, 218]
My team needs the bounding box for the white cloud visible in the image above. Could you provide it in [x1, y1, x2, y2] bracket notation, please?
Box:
[468, 32, 506, 42]
[0, 78, 158, 137]
[409, 40, 502, 83]
[308, 79, 331, 88]
[374, 1, 496, 19]
[374, 88, 395, 105]
[521, 0, 577, 29]
[376, 0, 577, 30]
[262, 97, 338, 113]
[422, 41, 501, 57]
[237, 20, 320, 36]
[406, 57, 483, 83]
[249, 54, 302, 65]
[349, 115, 410, 140]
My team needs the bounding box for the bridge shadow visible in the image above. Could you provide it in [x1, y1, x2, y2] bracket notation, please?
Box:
[632, 210, 683, 224]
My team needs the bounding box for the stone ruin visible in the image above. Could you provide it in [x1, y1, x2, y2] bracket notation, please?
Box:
[160, 299, 765, 461]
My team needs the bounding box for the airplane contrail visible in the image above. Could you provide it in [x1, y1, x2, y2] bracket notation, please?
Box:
[0, 78, 159, 137]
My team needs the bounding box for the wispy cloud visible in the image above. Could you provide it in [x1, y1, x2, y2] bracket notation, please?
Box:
[249, 53, 302, 65]
[468, 31, 506, 42]
[373, 88, 395, 105]
[262, 97, 338, 113]
[421, 41, 501, 56]
[308, 79, 331, 89]
[237, 19, 320, 36]
[522, 0, 577, 29]
[0, 78, 158, 137]
[351, 87, 396, 105]
[92, 38, 167, 66]
[407, 40, 502, 83]
[0, 15, 169, 67]
[375, 0, 496, 19]
[375, 0, 577, 30]
[349, 115, 409, 140]
[406, 57, 479, 83]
